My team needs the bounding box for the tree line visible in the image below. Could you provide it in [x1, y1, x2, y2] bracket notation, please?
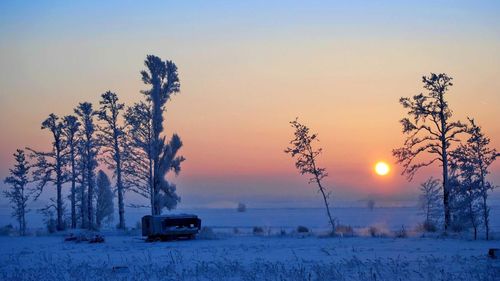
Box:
[3, 55, 185, 234]
[394, 73, 498, 240]
[285, 73, 497, 240]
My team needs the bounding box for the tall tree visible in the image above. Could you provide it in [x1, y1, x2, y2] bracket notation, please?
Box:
[140, 55, 184, 215]
[392, 73, 466, 231]
[95, 170, 114, 228]
[76, 140, 88, 228]
[451, 118, 497, 239]
[285, 118, 335, 233]
[62, 115, 80, 228]
[75, 102, 99, 229]
[29, 113, 67, 231]
[98, 91, 126, 229]
[3, 149, 31, 236]
[123, 102, 154, 211]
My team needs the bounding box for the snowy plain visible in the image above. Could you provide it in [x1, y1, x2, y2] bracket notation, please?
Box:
[1, 207, 499, 281]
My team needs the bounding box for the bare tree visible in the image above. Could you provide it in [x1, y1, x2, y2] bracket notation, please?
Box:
[3, 149, 31, 236]
[393, 73, 466, 231]
[285, 118, 335, 232]
[75, 102, 99, 229]
[98, 91, 126, 229]
[95, 170, 114, 228]
[418, 177, 442, 232]
[28, 114, 67, 231]
[62, 115, 80, 228]
[451, 118, 497, 239]
[140, 55, 184, 215]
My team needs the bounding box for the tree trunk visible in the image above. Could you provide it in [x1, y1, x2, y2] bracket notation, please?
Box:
[70, 147, 77, 229]
[442, 151, 450, 231]
[87, 156, 94, 229]
[80, 171, 88, 229]
[149, 158, 154, 216]
[483, 195, 489, 240]
[115, 137, 125, 229]
[438, 92, 451, 232]
[57, 181, 63, 230]
[87, 180, 94, 229]
[117, 178, 125, 229]
[317, 181, 335, 233]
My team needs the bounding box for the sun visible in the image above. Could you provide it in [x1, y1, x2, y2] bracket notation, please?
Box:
[375, 161, 390, 176]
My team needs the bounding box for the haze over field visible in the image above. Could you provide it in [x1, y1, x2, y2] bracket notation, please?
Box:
[1, 1, 499, 210]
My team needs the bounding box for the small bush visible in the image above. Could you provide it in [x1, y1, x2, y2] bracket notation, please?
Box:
[369, 226, 378, 237]
[450, 221, 466, 233]
[64, 232, 101, 243]
[297, 226, 309, 233]
[416, 221, 438, 233]
[394, 225, 407, 238]
[0, 224, 15, 236]
[335, 224, 354, 237]
[198, 226, 217, 240]
[237, 202, 246, 212]
[253, 226, 264, 235]
[46, 218, 57, 234]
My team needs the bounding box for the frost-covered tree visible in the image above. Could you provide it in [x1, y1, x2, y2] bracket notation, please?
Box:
[3, 149, 31, 236]
[98, 91, 126, 229]
[123, 102, 154, 210]
[418, 177, 442, 232]
[393, 73, 466, 231]
[76, 140, 88, 228]
[451, 118, 497, 239]
[285, 118, 335, 232]
[28, 113, 67, 231]
[140, 55, 184, 215]
[450, 167, 481, 239]
[95, 170, 114, 228]
[62, 115, 80, 228]
[75, 102, 99, 229]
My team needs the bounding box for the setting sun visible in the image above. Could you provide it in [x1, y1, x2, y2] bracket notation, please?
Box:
[375, 162, 390, 176]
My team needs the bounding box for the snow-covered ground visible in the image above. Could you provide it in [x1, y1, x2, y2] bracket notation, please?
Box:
[0, 233, 499, 281]
[1, 207, 500, 280]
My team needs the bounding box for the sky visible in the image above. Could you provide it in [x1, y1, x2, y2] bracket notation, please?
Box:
[0, 0, 499, 210]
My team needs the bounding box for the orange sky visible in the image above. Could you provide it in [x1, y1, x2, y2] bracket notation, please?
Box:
[0, 1, 499, 208]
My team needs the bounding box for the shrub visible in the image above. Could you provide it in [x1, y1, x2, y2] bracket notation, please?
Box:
[253, 226, 264, 235]
[416, 221, 438, 233]
[394, 225, 407, 238]
[335, 224, 354, 237]
[297, 226, 309, 233]
[198, 226, 217, 240]
[369, 226, 378, 237]
[46, 218, 57, 234]
[0, 224, 15, 236]
[237, 202, 246, 212]
[450, 220, 467, 233]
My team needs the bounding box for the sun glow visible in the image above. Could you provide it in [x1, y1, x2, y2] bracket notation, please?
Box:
[375, 162, 390, 176]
